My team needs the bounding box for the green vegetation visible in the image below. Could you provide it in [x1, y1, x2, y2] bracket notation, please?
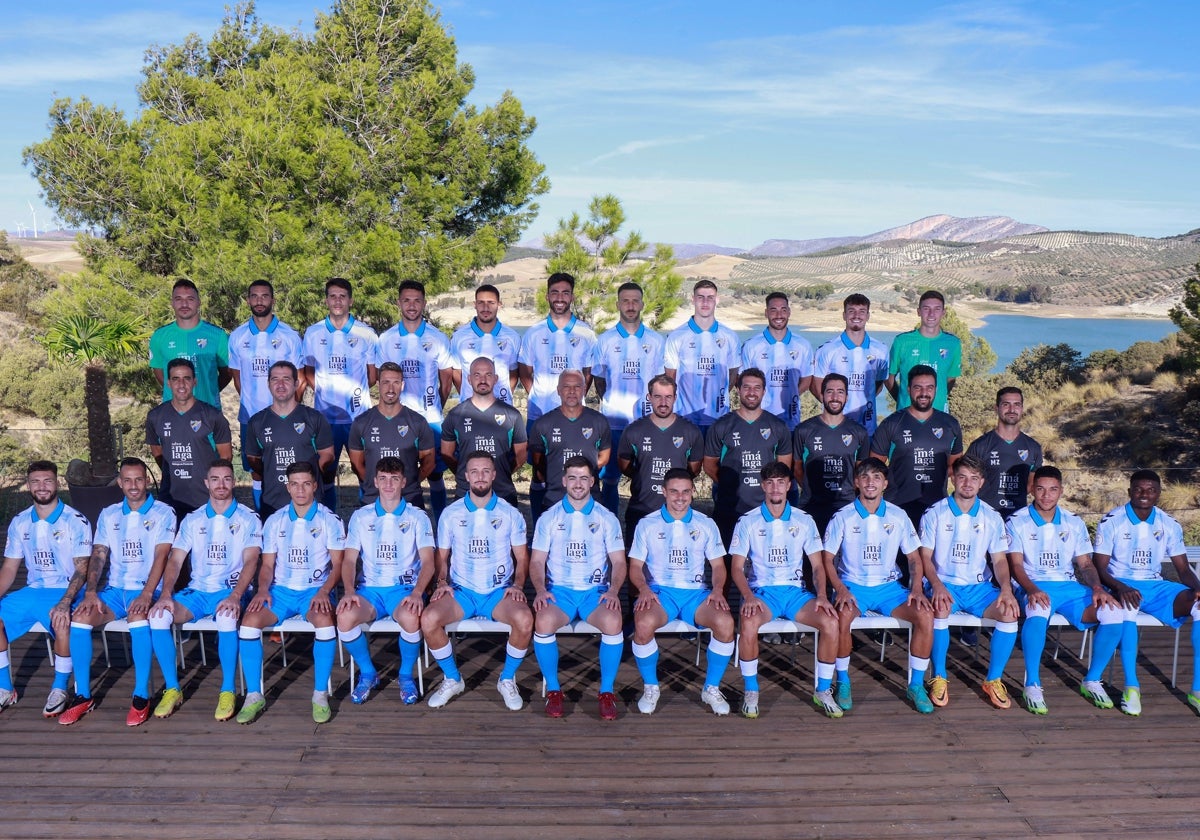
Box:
[23, 0, 548, 334]
[965, 282, 1053, 303]
[542, 194, 682, 331]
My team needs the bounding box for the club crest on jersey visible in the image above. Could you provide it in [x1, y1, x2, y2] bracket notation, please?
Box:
[398, 521, 411, 533]
[841, 434, 853, 446]
[493, 414, 506, 425]
[642, 344, 652, 354]
[294, 423, 306, 434]
[932, 428, 944, 439]
[190, 420, 202, 432]
[588, 522, 600, 534]
[672, 437, 684, 448]
[689, 527, 702, 541]
[883, 522, 894, 534]
[229, 522, 241, 535]
[491, 517, 504, 530]
[144, 519, 155, 530]
[310, 526, 322, 538]
[715, 338, 725, 348]
[939, 348, 948, 358]
[497, 340, 509, 351]
[422, 341, 433, 352]
[582, 428, 594, 440]
[196, 338, 208, 348]
[569, 336, 580, 348]
[1154, 529, 1163, 541]
[398, 425, 410, 437]
[760, 428, 771, 440]
[1018, 450, 1029, 461]
[1059, 530, 1070, 543]
[348, 337, 358, 347]
[270, 338, 281, 349]
[788, 526, 800, 538]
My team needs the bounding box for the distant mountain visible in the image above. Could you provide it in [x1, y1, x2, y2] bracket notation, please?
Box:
[670, 243, 745, 259]
[744, 215, 1048, 258]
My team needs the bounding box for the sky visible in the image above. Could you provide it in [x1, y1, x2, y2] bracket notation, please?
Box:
[2, 0, 1198, 249]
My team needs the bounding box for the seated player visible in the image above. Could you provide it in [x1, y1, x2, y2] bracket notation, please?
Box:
[919, 455, 1020, 709]
[421, 451, 533, 711]
[627, 468, 736, 716]
[530, 456, 627, 720]
[58, 458, 177, 727]
[1093, 469, 1200, 716]
[147, 459, 261, 722]
[1006, 465, 1123, 715]
[822, 458, 936, 714]
[730, 460, 842, 719]
[337, 457, 436, 706]
[236, 461, 345, 724]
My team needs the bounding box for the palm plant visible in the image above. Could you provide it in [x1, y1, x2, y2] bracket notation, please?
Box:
[40, 314, 147, 479]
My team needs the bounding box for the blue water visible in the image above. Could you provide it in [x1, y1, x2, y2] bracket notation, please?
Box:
[741, 314, 1176, 374]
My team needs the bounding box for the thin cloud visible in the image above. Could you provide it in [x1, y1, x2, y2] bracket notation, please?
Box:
[586, 134, 706, 166]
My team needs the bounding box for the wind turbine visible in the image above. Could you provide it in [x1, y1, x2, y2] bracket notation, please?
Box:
[27, 203, 38, 238]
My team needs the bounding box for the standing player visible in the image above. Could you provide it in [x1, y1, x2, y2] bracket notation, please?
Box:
[617, 374, 705, 546]
[741, 292, 813, 430]
[919, 455, 1020, 709]
[822, 458, 936, 714]
[966, 386, 1043, 519]
[730, 461, 841, 719]
[236, 462, 345, 724]
[530, 457, 627, 720]
[528, 370, 612, 518]
[441, 357, 527, 507]
[703, 368, 792, 550]
[58, 458, 177, 726]
[244, 361, 335, 520]
[337, 457, 437, 706]
[148, 278, 230, 407]
[146, 459, 261, 722]
[792, 373, 870, 537]
[0, 462, 92, 717]
[373, 280, 454, 519]
[871, 365, 963, 532]
[1093, 470, 1200, 716]
[145, 358, 234, 520]
[810, 294, 889, 435]
[593, 282, 665, 513]
[421, 451, 533, 711]
[347, 362, 435, 509]
[302, 277, 378, 510]
[450, 284, 521, 404]
[519, 272, 598, 427]
[627, 469, 736, 716]
[227, 280, 305, 508]
[1006, 466, 1124, 715]
[886, 290, 961, 412]
[664, 280, 740, 437]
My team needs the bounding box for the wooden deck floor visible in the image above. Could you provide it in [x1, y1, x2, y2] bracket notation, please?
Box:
[1, 626, 1198, 839]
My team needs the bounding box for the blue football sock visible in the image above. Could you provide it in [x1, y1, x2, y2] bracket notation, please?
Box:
[1021, 615, 1049, 685]
[598, 636, 623, 693]
[130, 622, 153, 698]
[1084, 622, 1122, 683]
[313, 638, 335, 692]
[986, 628, 1018, 682]
[533, 635, 560, 692]
[398, 636, 421, 681]
[1119, 621, 1140, 689]
[150, 626, 180, 691]
[69, 624, 93, 698]
[499, 646, 526, 681]
[342, 632, 374, 677]
[239, 635, 264, 694]
[932, 625, 950, 679]
[217, 631, 238, 693]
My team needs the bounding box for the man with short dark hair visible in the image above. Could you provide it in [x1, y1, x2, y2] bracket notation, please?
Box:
[244, 361, 335, 520]
[628, 468, 735, 716]
[730, 461, 841, 719]
[811, 294, 889, 435]
[1006, 465, 1123, 715]
[530, 456, 627, 720]
[966, 386, 1043, 520]
[422, 451, 532, 711]
[146, 357, 234, 520]
[1093, 469, 1200, 716]
[871, 365, 963, 531]
[373, 279, 454, 519]
[0, 461, 92, 718]
[617, 374, 704, 546]
[228, 279, 305, 507]
[347, 361, 435, 509]
[237, 461, 345, 725]
[822, 458, 936, 714]
[302, 277, 379, 510]
[593, 281, 665, 513]
[337, 457, 437, 707]
[529, 370, 611, 518]
[450, 284, 520, 404]
[145, 459, 261, 722]
[886, 290, 961, 412]
[149, 278, 230, 407]
[664, 279, 739, 437]
[741, 292, 813, 430]
[519, 272, 598, 427]
[792, 372, 870, 537]
[703, 368, 792, 549]
[58, 458, 177, 726]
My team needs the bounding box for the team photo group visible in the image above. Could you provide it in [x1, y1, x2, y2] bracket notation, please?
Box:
[0, 272, 1196, 728]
